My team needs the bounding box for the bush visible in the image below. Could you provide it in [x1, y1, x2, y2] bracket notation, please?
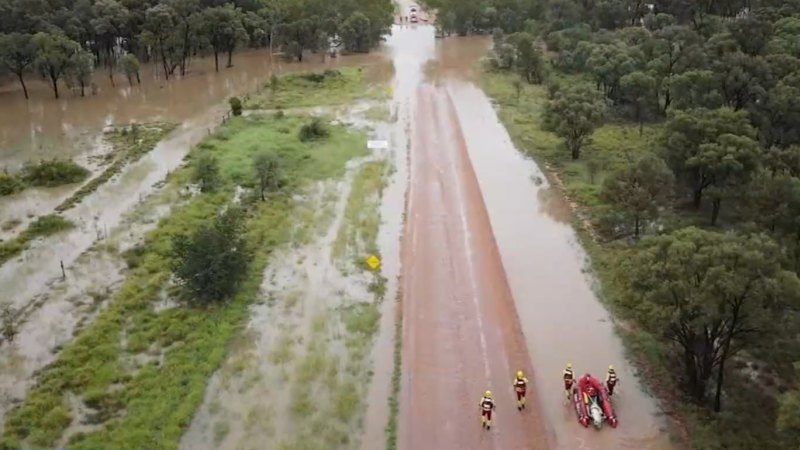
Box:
[298, 118, 330, 142]
[193, 154, 220, 193]
[171, 207, 250, 305]
[0, 172, 24, 196]
[229, 97, 242, 116]
[26, 214, 74, 237]
[22, 159, 90, 187]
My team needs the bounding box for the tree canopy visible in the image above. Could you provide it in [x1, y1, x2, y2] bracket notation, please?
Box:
[0, 0, 394, 98]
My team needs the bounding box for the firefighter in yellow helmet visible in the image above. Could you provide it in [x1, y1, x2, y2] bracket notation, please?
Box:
[606, 365, 619, 396]
[563, 363, 575, 399]
[479, 390, 496, 429]
[512, 370, 528, 410]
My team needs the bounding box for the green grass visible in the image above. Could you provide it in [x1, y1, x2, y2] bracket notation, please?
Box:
[55, 122, 177, 212]
[384, 286, 403, 450]
[22, 158, 90, 188]
[482, 71, 661, 212]
[0, 114, 370, 450]
[482, 68, 787, 449]
[0, 171, 24, 196]
[0, 214, 75, 265]
[331, 161, 388, 263]
[243, 67, 386, 110]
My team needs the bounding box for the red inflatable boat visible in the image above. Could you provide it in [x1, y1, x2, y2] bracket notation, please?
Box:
[570, 373, 618, 429]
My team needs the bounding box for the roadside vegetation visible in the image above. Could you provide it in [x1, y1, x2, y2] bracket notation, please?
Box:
[56, 122, 177, 212]
[443, 0, 800, 447]
[0, 214, 75, 265]
[332, 160, 388, 264]
[0, 0, 394, 100]
[0, 112, 367, 449]
[0, 159, 89, 197]
[244, 68, 387, 110]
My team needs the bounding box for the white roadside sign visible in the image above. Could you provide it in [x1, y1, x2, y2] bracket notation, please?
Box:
[367, 140, 389, 149]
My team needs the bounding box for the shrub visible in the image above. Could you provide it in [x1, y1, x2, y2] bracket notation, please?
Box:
[193, 154, 220, 193]
[171, 207, 250, 305]
[229, 97, 242, 116]
[22, 159, 90, 187]
[26, 214, 74, 237]
[0, 172, 24, 196]
[298, 118, 330, 142]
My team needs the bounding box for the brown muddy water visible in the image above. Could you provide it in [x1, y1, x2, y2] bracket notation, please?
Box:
[0, 50, 390, 164]
[0, 49, 391, 332]
[0, 47, 391, 436]
[445, 77, 679, 449]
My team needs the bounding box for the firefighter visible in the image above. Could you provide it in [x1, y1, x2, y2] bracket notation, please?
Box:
[513, 370, 528, 410]
[479, 390, 496, 429]
[606, 365, 618, 396]
[563, 363, 575, 399]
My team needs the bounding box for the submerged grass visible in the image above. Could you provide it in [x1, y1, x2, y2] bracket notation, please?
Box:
[0, 114, 367, 450]
[331, 160, 388, 263]
[482, 71, 659, 214]
[55, 122, 178, 212]
[384, 286, 403, 450]
[244, 67, 386, 110]
[0, 214, 75, 265]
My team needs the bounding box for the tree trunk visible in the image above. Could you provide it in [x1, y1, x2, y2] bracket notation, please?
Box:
[16, 73, 29, 99]
[136, 71, 141, 85]
[693, 187, 703, 209]
[80, 80, 85, 97]
[714, 339, 730, 412]
[711, 199, 721, 226]
[109, 66, 115, 87]
[571, 146, 580, 159]
[49, 72, 60, 99]
[634, 215, 640, 237]
[127, 74, 133, 87]
[214, 51, 219, 72]
[181, 25, 190, 76]
[227, 49, 233, 68]
[663, 89, 671, 114]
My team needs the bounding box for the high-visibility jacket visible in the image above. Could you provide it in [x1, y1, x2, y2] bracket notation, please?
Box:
[606, 370, 618, 385]
[479, 397, 495, 411]
[563, 369, 574, 382]
[513, 377, 528, 392]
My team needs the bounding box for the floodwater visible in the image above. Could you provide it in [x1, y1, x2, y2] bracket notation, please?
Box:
[0, 50, 390, 164]
[0, 48, 392, 323]
[390, 20, 679, 450]
[0, 44, 391, 436]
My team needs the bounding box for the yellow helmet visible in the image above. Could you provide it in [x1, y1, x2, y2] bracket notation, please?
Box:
[567, 363, 572, 369]
[609, 365, 614, 370]
[485, 390, 492, 397]
[517, 370, 524, 378]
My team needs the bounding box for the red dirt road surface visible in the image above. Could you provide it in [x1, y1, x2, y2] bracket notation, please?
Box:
[398, 84, 554, 449]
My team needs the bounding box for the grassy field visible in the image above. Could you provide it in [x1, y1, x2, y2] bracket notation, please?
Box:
[0, 114, 368, 449]
[482, 69, 789, 448]
[243, 67, 387, 110]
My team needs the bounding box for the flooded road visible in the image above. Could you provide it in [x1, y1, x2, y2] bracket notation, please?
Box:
[395, 23, 679, 450]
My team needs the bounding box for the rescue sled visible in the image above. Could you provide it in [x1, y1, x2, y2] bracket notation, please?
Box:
[570, 373, 618, 429]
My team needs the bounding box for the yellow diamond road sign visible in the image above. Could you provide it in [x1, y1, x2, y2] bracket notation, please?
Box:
[366, 255, 381, 270]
